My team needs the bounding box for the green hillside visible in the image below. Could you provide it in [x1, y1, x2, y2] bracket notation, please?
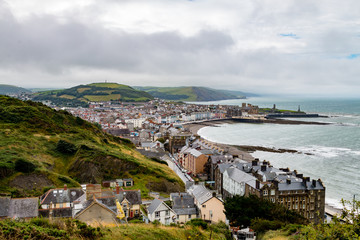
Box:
[0, 84, 31, 95]
[134, 86, 248, 101]
[0, 95, 183, 197]
[32, 83, 154, 107]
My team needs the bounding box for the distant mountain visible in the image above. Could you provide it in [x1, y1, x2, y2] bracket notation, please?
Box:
[0, 96, 183, 197]
[0, 84, 31, 95]
[32, 83, 154, 107]
[134, 86, 254, 101]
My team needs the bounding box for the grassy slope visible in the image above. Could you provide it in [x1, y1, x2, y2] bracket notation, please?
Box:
[134, 86, 243, 101]
[0, 84, 31, 95]
[0, 218, 230, 240]
[32, 83, 153, 106]
[0, 96, 183, 197]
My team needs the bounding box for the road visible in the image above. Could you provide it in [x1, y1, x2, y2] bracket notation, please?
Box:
[162, 154, 193, 184]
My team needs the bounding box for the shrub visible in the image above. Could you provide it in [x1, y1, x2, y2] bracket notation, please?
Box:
[56, 140, 77, 154]
[14, 159, 36, 173]
[186, 219, 208, 229]
[250, 218, 284, 233]
[150, 157, 168, 165]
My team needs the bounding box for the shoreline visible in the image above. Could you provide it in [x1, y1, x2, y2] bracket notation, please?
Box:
[184, 118, 346, 212]
[183, 118, 321, 156]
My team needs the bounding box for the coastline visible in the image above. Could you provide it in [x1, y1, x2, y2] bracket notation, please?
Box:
[183, 118, 319, 156]
[184, 118, 346, 213]
[184, 121, 254, 161]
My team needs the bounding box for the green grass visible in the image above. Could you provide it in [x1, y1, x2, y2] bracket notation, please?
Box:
[32, 83, 153, 107]
[135, 86, 242, 101]
[0, 218, 231, 240]
[103, 224, 230, 240]
[89, 82, 132, 89]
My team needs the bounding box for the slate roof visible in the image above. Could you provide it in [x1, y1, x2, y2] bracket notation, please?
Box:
[8, 198, 38, 218]
[217, 163, 232, 174]
[116, 190, 141, 205]
[147, 198, 164, 215]
[278, 179, 325, 191]
[75, 198, 117, 218]
[171, 193, 197, 216]
[226, 167, 259, 189]
[199, 149, 214, 155]
[96, 197, 117, 212]
[41, 188, 85, 205]
[189, 149, 203, 158]
[106, 128, 130, 136]
[209, 155, 229, 164]
[0, 197, 10, 217]
[92, 190, 142, 212]
[173, 207, 197, 215]
[38, 208, 72, 218]
[188, 185, 214, 205]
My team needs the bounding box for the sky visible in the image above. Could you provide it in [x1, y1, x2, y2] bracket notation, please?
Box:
[0, 0, 360, 97]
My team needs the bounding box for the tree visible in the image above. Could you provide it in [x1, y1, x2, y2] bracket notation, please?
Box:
[224, 195, 306, 228]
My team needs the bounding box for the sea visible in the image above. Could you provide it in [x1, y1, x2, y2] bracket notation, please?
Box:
[192, 97, 360, 209]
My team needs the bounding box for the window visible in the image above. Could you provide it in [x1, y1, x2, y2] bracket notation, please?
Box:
[263, 190, 268, 196]
[165, 210, 170, 216]
[270, 197, 275, 203]
[202, 204, 206, 208]
[270, 189, 275, 195]
[155, 211, 160, 218]
[135, 210, 138, 215]
[59, 203, 63, 208]
[188, 214, 192, 219]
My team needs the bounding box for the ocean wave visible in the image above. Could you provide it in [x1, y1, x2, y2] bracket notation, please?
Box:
[326, 198, 345, 210]
[296, 146, 358, 158]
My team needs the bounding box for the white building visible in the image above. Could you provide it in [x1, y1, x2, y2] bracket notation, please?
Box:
[125, 118, 146, 129]
[222, 166, 258, 197]
[147, 199, 176, 225]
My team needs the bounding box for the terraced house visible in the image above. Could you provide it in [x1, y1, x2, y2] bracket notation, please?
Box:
[217, 159, 326, 224]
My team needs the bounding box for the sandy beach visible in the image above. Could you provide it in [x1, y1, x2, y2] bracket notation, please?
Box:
[184, 120, 255, 161]
[184, 118, 326, 158]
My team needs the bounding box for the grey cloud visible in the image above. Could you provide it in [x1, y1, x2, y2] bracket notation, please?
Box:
[0, 2, 234, 75]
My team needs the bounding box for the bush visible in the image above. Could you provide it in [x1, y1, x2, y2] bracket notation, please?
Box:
[14, 159, 36, 173]
[250, 218, 284, 233]
[186, 219, 208, 229]
[56, 140, 77, 154]
[150, 157, 168, 165]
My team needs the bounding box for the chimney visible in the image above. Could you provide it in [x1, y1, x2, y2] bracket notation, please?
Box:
[64, 184, 67, 191]
[116, 182, 120, 194]
[262, 160, 267, 165]
[261, 165, 267, 172]
[256, 180, 260, 189]
[312, 179, 317, 187]
[252, 160, 258, 166]
[286, 178, 291, 184]
[273, 180, 279, 188]
[49, 201, 53, 220]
